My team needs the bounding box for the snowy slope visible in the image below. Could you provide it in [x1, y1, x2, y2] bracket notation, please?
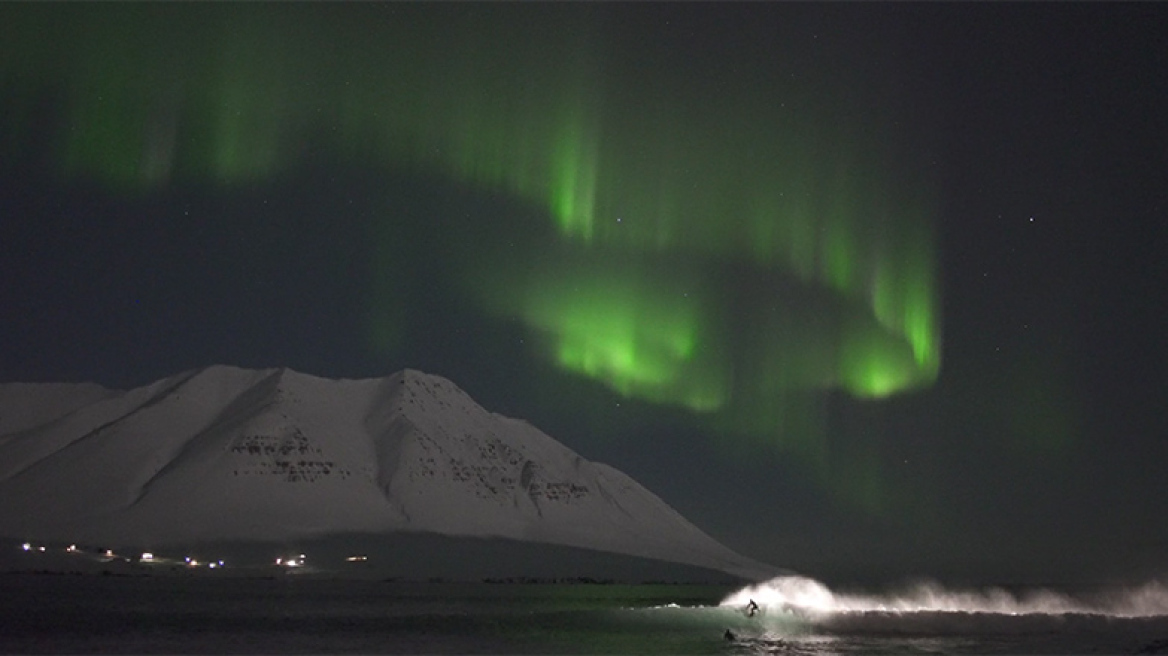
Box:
[0, 366, 776, 580]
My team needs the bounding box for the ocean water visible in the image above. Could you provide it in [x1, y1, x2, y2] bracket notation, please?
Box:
[3, 573, 1168, 654]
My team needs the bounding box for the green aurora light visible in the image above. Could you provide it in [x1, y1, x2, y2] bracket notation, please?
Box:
[0, 5, 941, 506]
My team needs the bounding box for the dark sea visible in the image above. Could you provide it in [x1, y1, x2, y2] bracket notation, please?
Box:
[3, 573, 1168, 654]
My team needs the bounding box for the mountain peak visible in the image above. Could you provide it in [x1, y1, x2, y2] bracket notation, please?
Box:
[0, 366, 776, 580]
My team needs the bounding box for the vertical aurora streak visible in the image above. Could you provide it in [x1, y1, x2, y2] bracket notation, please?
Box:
[0, 4, 941, 505]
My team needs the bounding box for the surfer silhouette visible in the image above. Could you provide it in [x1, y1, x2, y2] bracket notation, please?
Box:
[747, 599, 760, 617]
[723, 628, 736, 641]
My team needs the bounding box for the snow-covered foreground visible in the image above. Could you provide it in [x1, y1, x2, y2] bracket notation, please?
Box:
[0, 366, 777, 580]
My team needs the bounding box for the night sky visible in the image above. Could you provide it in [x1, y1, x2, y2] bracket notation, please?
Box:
[2, 3, 1166, 588]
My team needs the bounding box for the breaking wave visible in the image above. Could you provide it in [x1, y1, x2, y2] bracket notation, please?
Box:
[712, 574, 1168, 645]
[723, 575, 1168, 618]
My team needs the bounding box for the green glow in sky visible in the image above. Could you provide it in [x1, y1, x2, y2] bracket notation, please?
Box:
[527, 275, 722, 412]
[0, 4, 942, 502]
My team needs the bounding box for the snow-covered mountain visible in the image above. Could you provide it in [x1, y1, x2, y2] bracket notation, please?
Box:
[0, 366, 776, 580]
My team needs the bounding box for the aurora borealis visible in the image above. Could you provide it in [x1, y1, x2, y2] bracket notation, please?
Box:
[1, 3, 938, 430]
[3, 2, 1167, 586]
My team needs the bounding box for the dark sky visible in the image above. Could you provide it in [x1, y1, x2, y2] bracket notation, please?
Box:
[1, 3, 1166, 589]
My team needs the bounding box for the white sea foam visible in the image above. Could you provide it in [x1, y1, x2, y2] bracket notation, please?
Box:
[722, 574, 1168, 619]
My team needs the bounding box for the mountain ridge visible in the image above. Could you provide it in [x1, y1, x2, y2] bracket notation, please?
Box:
[0, 365, 778, 580]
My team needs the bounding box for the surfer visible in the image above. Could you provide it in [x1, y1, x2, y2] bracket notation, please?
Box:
[723, 629, 736, 641]
[746, 599, 760, 617]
